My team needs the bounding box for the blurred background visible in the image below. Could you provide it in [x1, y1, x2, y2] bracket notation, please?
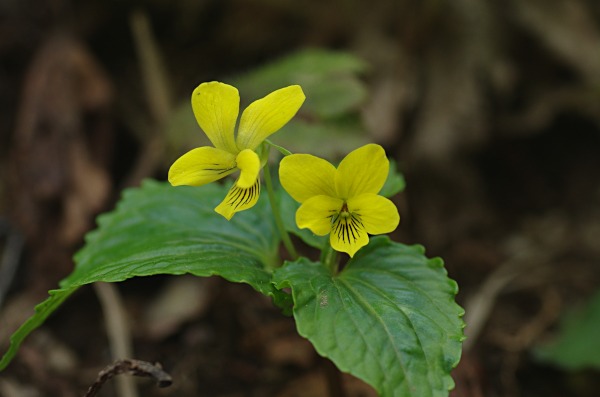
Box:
[1, 0, 600, 396]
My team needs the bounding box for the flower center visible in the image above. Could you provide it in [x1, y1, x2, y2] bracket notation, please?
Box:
[331, 202, 363, 244]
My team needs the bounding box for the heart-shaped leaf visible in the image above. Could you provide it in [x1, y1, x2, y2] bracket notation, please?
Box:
[1, 180, 285, 370]
[273, 237, 464, 397]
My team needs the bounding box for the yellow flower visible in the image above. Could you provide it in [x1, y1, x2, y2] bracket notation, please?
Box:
[279, 144, 400, 257]
[169, 82, 305, 219]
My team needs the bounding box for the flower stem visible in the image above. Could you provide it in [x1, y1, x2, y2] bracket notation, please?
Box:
[263, 162, 298, 261]
[320, 241, 340, 275]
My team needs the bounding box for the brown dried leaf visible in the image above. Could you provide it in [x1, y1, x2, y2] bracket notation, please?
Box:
[9, 35, 114, 284]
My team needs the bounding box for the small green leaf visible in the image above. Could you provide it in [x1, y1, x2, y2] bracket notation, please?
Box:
[535, 288, 600, 370]
[303, 77, 367, 119]
[277, 116, 370, 159]
[1, 180, 286, 371]
[273, 237, 465, 397]
[231, 49, 368, 120]
[232, 49, 371, 162]
[380, 159, 406, 198]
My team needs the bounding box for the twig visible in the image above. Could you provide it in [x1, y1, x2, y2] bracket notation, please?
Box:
[0, 225, 25, 310]
[489, 288, 562, 352]
[130, 9, 172, 125]
[462, 259, 523, 352]
[93, 282, 137, 397]
[463, 231, 560, 351]
[122, 9, 172, 188]
[83, 359, 172, 397]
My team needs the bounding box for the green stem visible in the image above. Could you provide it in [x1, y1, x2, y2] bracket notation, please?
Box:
[263, 161, 298, 261]
[320, 241, 340, 275]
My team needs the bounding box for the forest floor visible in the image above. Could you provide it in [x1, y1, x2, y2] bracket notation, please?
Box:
[1, 1, 600, 396]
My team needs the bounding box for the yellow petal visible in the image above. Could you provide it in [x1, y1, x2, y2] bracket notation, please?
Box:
[296, 195, 343, 236]
[236, 85, 305, 150]
[335, 144, 389, 199]
[191, 82, 239, 153]
[214, 178, 260, 220]
[330, 212, 369, 257]
[168, 146, 236, 186]
[236, 149, 261, 188]
[279, 154, 337, 203]
[348, 193, 399, 235]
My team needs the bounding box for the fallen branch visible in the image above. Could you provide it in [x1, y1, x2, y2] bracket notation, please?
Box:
[83, 359, 172, 397]
[93, 282, 137, 397]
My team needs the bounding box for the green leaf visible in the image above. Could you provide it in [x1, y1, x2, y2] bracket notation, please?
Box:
[68, 180, 281, 290]
[0, 288, 78, 371]
[273, 237, 465, 397]
[380, 159, 406, 198]
[231, 48, 367, 98]
[303, 77, 367, 119]
[535, 288, 600, 370]
[231, 48, 368, 120]
[232, 49, 371, 163]
[1, 180, 286, 371]
[277, 116, 370, 159]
